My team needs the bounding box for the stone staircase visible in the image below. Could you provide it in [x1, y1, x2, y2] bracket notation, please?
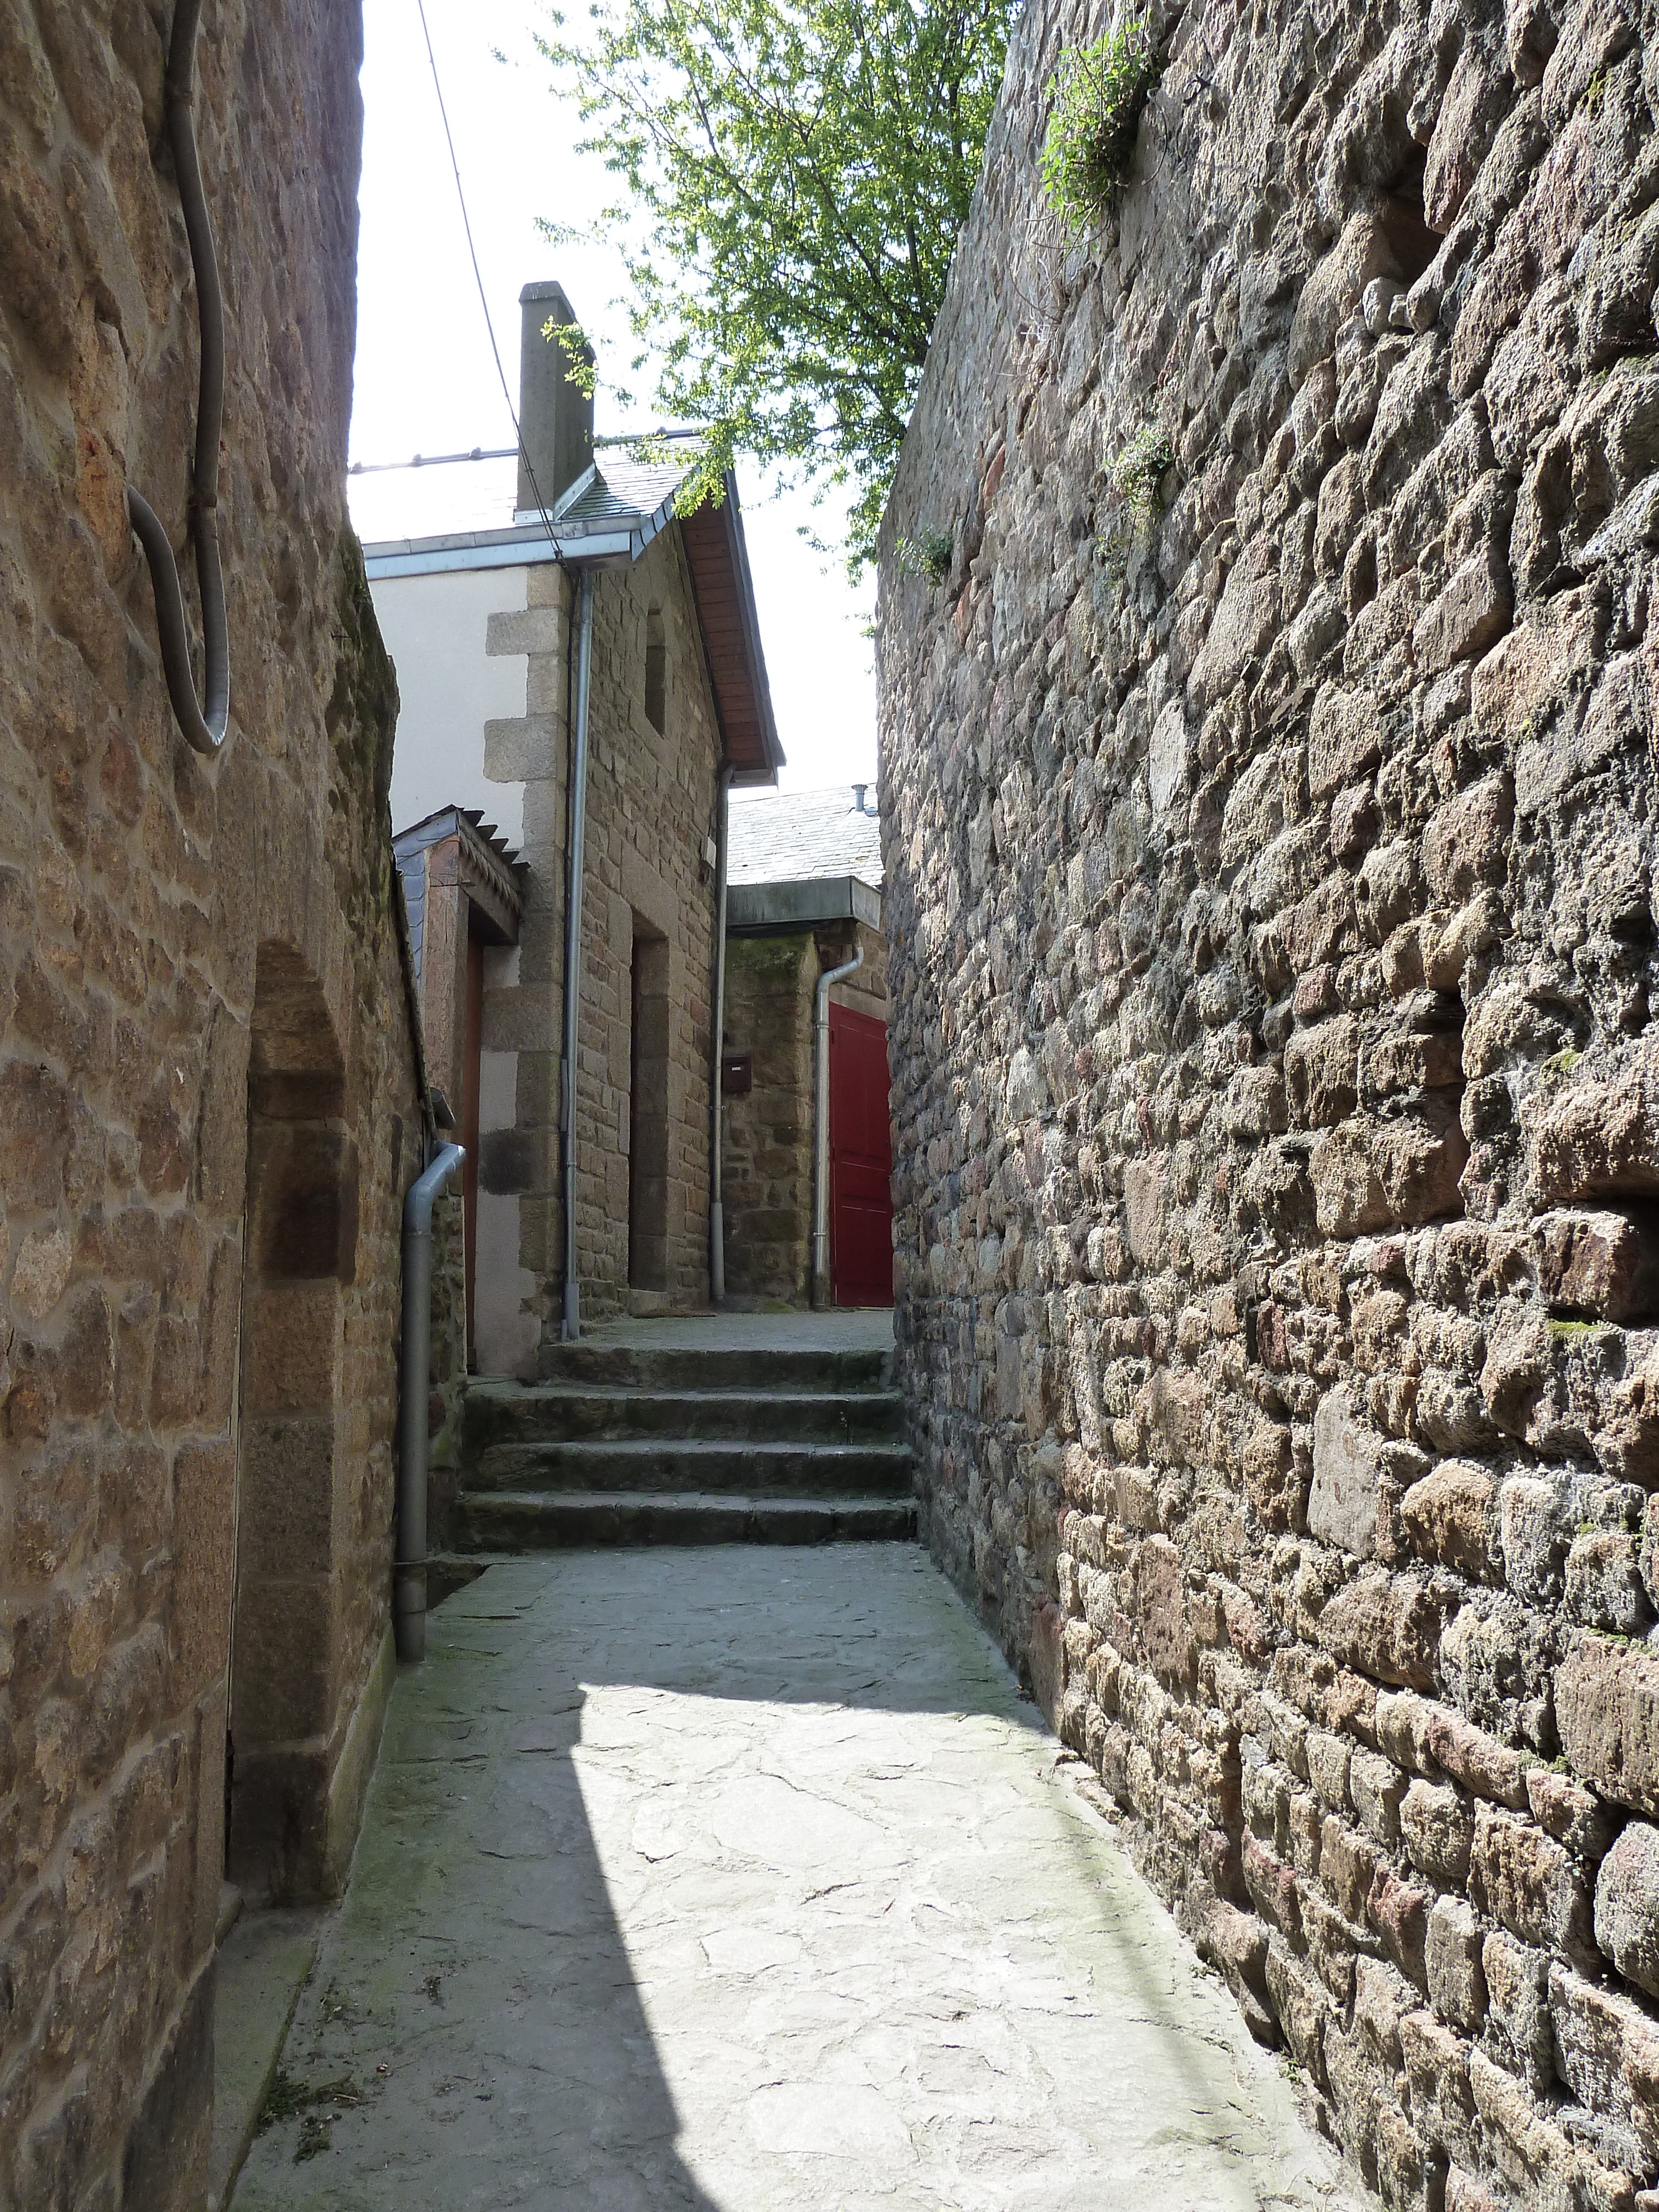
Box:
[453, 1339, 915, 1550]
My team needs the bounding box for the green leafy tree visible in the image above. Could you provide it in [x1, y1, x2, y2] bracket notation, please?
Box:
[533, 0, 1014, 568]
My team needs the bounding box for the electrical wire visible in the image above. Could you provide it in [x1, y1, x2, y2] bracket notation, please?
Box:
[413, 0, 566, 562]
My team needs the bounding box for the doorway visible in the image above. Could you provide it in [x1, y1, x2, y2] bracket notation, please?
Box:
[228, 942, 356, 1898]
[828, 1001, 894, 1307]
[628, 920, 670, 1292]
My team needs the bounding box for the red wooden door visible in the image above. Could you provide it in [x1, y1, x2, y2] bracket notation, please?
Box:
[828, 1001, 894, 1307]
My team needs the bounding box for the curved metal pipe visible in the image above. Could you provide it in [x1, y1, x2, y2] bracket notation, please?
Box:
[811, 948, 863, 1310]
[396, 1141, 465, 1663]
[560, 568, 597, 1342]
[128, 0, 229, 755]
[708, 761, 735, 1305]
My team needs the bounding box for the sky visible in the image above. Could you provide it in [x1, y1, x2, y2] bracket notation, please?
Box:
[349, 0, 878, 796]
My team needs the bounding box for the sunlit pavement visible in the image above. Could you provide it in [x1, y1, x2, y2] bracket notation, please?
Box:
[232, 1546, 1368, 2210]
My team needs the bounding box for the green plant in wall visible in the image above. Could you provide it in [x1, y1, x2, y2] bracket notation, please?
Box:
[1040, 16, 1160, 232]
[1098, 419, 1173, 577]
[895, 528, 955, 586]
[1109, 422, 1173, 515]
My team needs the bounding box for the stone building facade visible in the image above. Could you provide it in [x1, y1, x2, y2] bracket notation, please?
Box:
[880, 0, 1659, 2203]
[719, 789, 890, 1305]
[0, 4, 429, 2204]
[366, 291, 784, 1366]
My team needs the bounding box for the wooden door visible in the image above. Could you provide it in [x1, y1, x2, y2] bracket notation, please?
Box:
[828, 1001, 894, 1307]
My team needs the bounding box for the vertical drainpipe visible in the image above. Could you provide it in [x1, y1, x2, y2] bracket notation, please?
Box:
[708, 761, 735, 1306]
[395, 1139, 466, 1663]
[560, 566, 597, 1342]
[811, 947, 863, 1309]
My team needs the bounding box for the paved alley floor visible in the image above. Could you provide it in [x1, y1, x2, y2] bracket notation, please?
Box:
[233, 1548, 1368, 2211]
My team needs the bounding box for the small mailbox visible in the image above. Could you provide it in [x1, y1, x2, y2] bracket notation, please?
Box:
[721, 1053, 753, 1097]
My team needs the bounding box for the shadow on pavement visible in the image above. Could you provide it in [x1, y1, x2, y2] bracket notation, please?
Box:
[229, 1547, 1333, 2212]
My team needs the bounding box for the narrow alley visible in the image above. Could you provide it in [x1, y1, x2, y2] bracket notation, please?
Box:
[229, 1541, 1364, 2210]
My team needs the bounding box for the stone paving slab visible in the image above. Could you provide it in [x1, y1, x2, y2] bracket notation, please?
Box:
[232, 1548, 1370, 2211]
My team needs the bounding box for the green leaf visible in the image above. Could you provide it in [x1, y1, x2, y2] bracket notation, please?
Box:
[531, 0, 1014, 570]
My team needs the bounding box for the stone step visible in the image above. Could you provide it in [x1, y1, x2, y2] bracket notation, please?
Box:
[470, 1437, 912, 1498]
[455, 1489, 918, 1551]
[468, 1385, 905, 1448]
[519, 1344, 894, 1394]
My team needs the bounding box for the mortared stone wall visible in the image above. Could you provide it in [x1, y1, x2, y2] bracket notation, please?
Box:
[880, 0, 1659, 2203]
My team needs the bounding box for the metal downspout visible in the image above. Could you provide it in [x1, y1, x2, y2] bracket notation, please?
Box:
[708, 763, 735, 1305]
[560, 567, 597, 1341]
[395, 1140, 465, 1663]
[811, 948, 863, 1310]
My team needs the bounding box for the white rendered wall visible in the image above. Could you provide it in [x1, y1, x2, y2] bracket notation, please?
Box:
[374, 564, 530, 848]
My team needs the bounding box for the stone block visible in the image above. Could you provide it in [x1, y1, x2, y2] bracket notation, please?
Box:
[1401, 1777, 1475, 1887]
[1548, 1962, 1659, 2169]
[1427, 1702, 1530, 1811]
[1308, 684, 1383, 801]
[1422, 775, 1515, 905]
[1484, 1927, 1556, 2093]
[1498, 1470, 1571, 1604]
[1412, 542, 1513, 676]
[1537, 1208, 1659, 1323]
[1595, 1820, 1659, 2002]
[1426, 1893, 1488, 2031]
[1470, 1803, 1595, 1965]
[1317, 1567, 1443, 1690]
[1309, 1389, 1390, 1558]
[1264, 1940, 1331, 2085]
[1566, 1528, 1652, 1638]
[1351, 1747, 1407, 1848]
[1525, 1764, 1616, 1859]
[1533, 1055, 1659, 1208]
[1286, 1016, 1359, 1127]
[1320, 1815, 1379, 1922]
[1368, 1862, 1431, 1986]
[1400, 2004, 1479, 2164]
[1401, 1460, 1495, 1578]
[1558, 1634, 1659, 1817]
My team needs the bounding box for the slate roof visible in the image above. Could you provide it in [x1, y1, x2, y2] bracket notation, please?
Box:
[550, 456, 688, 528]
[728, 787, 883, 890]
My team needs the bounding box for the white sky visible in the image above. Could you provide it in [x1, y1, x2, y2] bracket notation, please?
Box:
[349, 0, 878, 794]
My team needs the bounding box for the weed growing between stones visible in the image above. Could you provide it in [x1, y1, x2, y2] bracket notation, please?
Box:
[1098, 421, 1174, 578]
[1040, 17, 1159, 232]
[895, 528, 956, 586]
[257, 2066, 365, 2163]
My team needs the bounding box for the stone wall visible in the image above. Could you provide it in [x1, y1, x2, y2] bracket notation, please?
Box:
[722, 930, 816, 1301]
[721, 917, 890, 1303]
[477, 529, 727, 1354]
[0, 4, 425, 2203]
[880, 0, 1659, 2203]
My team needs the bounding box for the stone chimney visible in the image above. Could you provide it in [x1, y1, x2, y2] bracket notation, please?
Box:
[517, 280, 594, 517]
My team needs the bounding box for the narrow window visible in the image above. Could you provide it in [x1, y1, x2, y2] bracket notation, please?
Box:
[644, 606, 666, 734]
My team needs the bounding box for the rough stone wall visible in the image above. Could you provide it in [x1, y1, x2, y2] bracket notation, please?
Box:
[477, 529, 726, 1355]
[880, 0, 1659, 2204]
[0, 4, 422, 2204]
